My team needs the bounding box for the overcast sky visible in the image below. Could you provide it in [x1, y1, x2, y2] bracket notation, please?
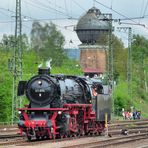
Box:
[1, 0, 148, 48]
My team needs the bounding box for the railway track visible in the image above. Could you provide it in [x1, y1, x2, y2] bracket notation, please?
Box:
[0, 134, 22, 139]
[61, 133, 148, 148]
[107, 119, 148, 137]
[0, 119, 148, 147]
[1, 132, 148, 147]
[0, 125, 23, 141]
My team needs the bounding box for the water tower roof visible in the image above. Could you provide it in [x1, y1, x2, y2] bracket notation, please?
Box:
[76, 7, 110, 44]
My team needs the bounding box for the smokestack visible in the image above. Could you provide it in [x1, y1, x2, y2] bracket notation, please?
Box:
[38, 68, 50, 75]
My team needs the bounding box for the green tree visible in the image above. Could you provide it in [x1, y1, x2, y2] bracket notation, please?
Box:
[132, 34, 148, 100]
[112, 34, 127, 81]
[132, 34, 148, 62]
[31, 21, 65, 66]
[0, 48, 12, 122]
[0, 34, 29, 52]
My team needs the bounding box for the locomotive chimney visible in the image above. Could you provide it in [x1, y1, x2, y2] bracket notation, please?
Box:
[38, 68, 50, 75]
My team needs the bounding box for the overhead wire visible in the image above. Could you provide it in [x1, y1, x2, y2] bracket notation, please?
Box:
[0, 18, 77, 24]
[0, 5, 36, 34]
[142, 0, 148, 17]
[47, 0, 80, 19]
[47, 0, 68, 14]
[0, 7, 34, 20]
[64, 0, 68, 14]
[73, 0, 86, 11]
[24, 1, 80, 43]
[0, 9, 10, 18]
[139, 0, 145, 22]
[24, 0, 62, 16]
[22, 0, 32, 20]
[110, 0, 114, 9]
[0, 0, 78, 47]
[33, 0, 60, 12]
[2, 0, 148, 36]
[27, 0, 73, 18]
[95, 0, 148, 28]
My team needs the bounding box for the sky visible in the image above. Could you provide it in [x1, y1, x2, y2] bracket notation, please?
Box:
[1, 0, 148, 48]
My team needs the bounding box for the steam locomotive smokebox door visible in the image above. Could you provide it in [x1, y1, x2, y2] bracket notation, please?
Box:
[96, 94, 112, 121]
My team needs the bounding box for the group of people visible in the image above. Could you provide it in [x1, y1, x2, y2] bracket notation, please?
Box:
[132, 111, 141, 120]
[122, 110, 141, 120]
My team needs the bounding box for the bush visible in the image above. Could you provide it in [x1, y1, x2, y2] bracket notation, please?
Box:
[114, 81, 132, 114]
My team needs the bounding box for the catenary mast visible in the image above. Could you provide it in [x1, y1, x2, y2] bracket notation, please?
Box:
[12, 0, 22, 123]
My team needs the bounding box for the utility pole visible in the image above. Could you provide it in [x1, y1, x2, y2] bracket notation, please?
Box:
[102, 13, 114, 117]
[108, 14, 114, 116]
[116, 27, 132, 97]
[127, 27, 132, 96]
[108, 14, 113, 86]
[12, 0, 22, 123]
[101, 14, 113, 87]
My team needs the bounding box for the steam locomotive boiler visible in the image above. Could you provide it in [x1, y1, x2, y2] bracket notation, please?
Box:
[17, 68, 111, 141]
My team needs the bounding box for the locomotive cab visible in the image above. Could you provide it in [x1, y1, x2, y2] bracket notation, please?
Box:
[95, 85, 112, 121]
[88, 78, 112, 122]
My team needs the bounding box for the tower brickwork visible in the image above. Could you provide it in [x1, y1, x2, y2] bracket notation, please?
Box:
[79, 45, 107, 74]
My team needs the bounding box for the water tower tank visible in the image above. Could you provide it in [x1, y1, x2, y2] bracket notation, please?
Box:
[75, 7, 110, 44]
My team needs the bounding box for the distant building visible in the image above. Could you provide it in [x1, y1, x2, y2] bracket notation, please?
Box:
[64, 48, 80, 60]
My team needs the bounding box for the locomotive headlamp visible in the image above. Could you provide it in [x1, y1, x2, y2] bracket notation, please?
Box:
[38, 80, 42, 85]
[39, 93, 42, 97]
[58, 111, 62, 115]
[18, 111, 21, 114]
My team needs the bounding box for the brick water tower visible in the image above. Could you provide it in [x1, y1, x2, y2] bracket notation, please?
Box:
[75, 7, 111, 77]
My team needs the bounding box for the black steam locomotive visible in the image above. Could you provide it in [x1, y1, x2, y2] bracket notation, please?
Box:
[18, 68, 111, 140]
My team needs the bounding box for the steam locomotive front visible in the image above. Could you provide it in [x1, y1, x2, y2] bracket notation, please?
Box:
[26, 76, 59, 108]
[18, 68, 61, 139]
[18, 68, 60, 108]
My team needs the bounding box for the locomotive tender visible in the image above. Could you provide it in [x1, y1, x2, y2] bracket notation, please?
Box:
[17, 68, 111, 140]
